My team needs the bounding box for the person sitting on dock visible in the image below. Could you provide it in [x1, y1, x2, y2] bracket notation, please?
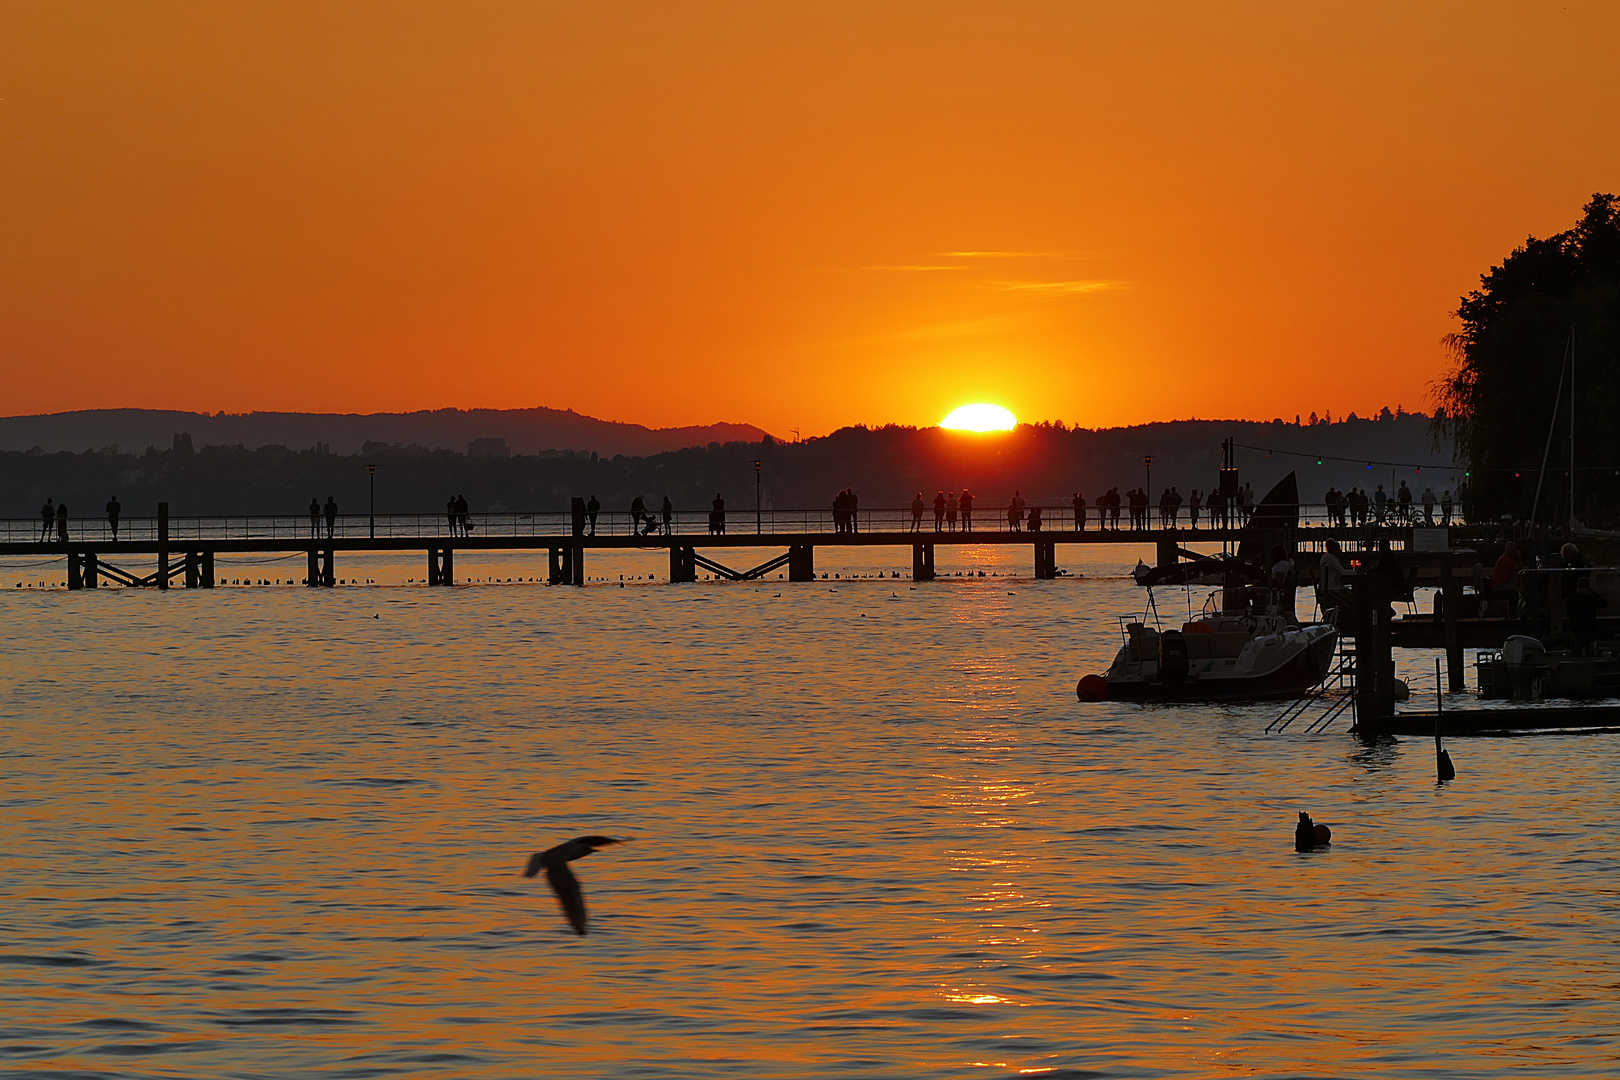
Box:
[1027, 505, 1043, 532]
[1317, 538, 1350, 623]
[1489, 540, 1522, 617]
[959, 489, 974, 532]
[910, 492, 924, 532]
[1073, 492, 1086, 531]
[106, 495, 122, 540]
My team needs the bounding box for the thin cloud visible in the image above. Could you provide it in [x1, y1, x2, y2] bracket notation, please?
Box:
[940, 250, 1080, 260]
[993, 279, 1128, 295]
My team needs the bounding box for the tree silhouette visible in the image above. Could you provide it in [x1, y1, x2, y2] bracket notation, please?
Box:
[1436, 193, 1620, 522]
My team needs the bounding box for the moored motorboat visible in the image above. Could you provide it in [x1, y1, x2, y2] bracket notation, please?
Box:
[1078, 596, 1338, 702]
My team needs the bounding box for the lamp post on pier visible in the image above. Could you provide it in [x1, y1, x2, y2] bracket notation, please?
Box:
[368, 463, 376, 539]
[754, 459, 762, 534]
[1144, 455, 1153, 499]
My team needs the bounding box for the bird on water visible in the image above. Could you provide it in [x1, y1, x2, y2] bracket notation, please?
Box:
[524, 836, 625, 936]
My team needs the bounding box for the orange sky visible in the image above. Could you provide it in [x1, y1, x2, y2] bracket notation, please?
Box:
[3, 2, 1618, 437]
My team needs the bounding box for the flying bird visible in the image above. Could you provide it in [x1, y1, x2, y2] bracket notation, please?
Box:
[523, 836, 624, 936]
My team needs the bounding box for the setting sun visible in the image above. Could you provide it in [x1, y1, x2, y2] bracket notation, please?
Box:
[940, 403, 1017, 432]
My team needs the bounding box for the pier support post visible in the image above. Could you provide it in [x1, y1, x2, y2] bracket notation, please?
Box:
[788, 543, 815, 582]
[321, 550, 335, 587]
[1034, 540, 1057, 579]
[547, 547, 563, 585]
[307, 549, 320, 587]
[1156, 537, 1178, 570]
[184, 552, 199, 589]
[1350, 572, 1395, 725]
[200, 551, 213, 588]
[912, 543, 935, 582]
[427, 549, 453, 586]
[571, 544, 584, 586]
[83, 551, 98, 589]
[669, 545, 697, 583]
[157, 502, 170, 592]
[67, 552, 83, 590]
[1441, 556, 1463, 692]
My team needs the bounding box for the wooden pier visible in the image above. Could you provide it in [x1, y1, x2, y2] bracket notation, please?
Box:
[1, 499, 1503, 591]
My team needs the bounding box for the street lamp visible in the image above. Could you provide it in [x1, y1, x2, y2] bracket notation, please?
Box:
[368, 463, 376, 539]
[753, 459, 762, 534]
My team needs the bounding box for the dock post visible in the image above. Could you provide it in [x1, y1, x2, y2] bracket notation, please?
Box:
[441, 548, 454, 586]
[788, 543, 814, 582]
[912, 543, 935, 582]
[1441, 556, 1463, 692]
[1034, 539, 1057, 579]
[427, 549, 439, 586]
[83, 551, 98, 589]
[321, 550, 335, 587]
[201, 550, 213, 588]
[184, 552, 199, 589]
[307, 549, 320, 587]
[569, 498, 586, 587]
[571, 543, 584, 586]
[1350, 572, 1395, 725]
[157, 502, 170, 591]
[547, 547, 561, 585]
[67, 552, 83, 590]
[669, 544, 697, 583]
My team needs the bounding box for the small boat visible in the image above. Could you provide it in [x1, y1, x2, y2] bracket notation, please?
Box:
[1476, 635, 1620, 701]
[1078, 592, 1338, 702]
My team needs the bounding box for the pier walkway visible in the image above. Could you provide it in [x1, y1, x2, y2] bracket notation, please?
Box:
[2, 502, 1494, 589]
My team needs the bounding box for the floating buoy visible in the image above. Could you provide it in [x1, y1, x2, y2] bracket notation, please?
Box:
[1076, 674, 1108, 701]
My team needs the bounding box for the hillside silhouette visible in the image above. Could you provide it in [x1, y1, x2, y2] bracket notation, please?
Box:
[4, 412, 1450, 519]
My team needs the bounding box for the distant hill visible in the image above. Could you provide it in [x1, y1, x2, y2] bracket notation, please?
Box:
[0, 411, 1457, 519]
[0, 407, 772, 458]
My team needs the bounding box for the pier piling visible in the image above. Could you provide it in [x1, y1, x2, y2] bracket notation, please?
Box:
[157, 503, 170, 592]
[912, 543, 935, 582]
[788, 543, 815, 582]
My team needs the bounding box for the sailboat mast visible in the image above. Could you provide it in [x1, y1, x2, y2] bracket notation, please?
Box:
[1569, 324, 1576, 526]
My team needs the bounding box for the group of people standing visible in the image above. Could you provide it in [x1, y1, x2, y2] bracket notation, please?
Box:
[308, 496, 339, 538]
[35, 496, 126, 543]
[1324, 483, 1454, 527]
[445, 494, 473, 536]
[908, 489, 980, 532]
[834, 488, 861, 532]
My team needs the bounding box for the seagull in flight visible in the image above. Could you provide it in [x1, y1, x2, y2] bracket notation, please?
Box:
[523, 836, 624, 936]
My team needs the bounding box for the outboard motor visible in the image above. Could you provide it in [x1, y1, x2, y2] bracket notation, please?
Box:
[1501, 634, 1547, 700]
[1158, 629, 1189, 688]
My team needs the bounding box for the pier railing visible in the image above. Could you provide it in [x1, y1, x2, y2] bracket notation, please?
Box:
[3, 503, 1473, 546]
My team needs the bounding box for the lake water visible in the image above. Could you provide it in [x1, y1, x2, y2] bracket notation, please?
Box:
[4, 544, 1619, 1078]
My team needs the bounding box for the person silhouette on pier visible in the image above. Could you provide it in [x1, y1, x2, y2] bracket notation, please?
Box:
[946, 491, 958, 531]
[959, 488, 974, 532]
[933, 490, 945, 531]
[1011, 490, 1026, 531]
[710, 493, 726, 534]
[1027, 505, 1042, 532]
[457, 494, 472, 534]
[39, 498, 54, 543]
[55, 502, 69, 544]
[447, 495, 459, 536]
[309, 497, 321, 538]
[848, 488, 859, 533]
[106, 495, 122, 540]
[910, 492, 924, 532]
[630, 495, 649, 535]
[1073, 492, 1086, 531]
[324, 496, 338, 539]
[586, 495, 600, 536]
[662, 496, 673, 534]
